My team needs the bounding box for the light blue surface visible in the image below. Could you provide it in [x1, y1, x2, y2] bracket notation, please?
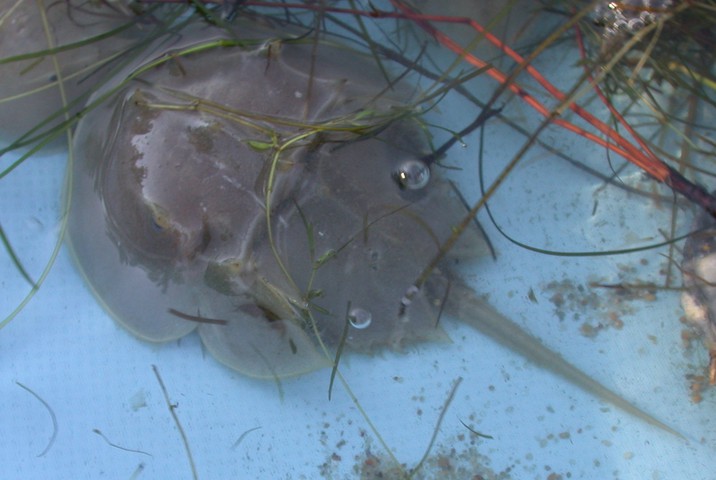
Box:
[1, 6, 715, 480]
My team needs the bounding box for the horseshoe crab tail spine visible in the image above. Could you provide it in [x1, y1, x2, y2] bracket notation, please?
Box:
[447, 280, 684, 439]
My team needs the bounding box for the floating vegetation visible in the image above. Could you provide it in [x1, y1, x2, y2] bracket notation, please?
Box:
[2, 0, 716, 478]
[15, 381, 58, 458]
[152, 365, 198, 480]
[230, 426, 262, 451]
[92, 428, 153, 457]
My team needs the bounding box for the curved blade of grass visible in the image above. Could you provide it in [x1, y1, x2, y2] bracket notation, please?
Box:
[0, 223, 37, 288]
[16, 381, 58, 457]
[328, 301, 351, 401]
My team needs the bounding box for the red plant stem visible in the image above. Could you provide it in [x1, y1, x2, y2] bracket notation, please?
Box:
[572, 16, 716, 215]
[573, 22, 661, 167]
[389, 1, 668, 177]
[389, 0, 716, 215]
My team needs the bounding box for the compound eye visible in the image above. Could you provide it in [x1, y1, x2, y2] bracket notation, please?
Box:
[393, 159, 430, 190]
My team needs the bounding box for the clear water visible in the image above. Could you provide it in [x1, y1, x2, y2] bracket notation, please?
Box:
[1, 2, 714, 479]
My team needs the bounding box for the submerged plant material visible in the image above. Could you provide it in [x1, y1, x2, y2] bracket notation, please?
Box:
[152, 365, 197, 480]
[575, 0, 716, 211]
[15, 381, 57, 458]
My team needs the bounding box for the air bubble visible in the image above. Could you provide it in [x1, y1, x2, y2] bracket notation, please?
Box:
[627, 17, 645, 31]
[394, 159, 430, 190]
[348, 308, 372, 329]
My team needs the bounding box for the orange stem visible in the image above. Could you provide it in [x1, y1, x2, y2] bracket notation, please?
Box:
[389, 0, 671, 182]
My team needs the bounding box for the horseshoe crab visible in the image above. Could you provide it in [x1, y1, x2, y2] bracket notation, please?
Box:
[67, 21, 679, 435]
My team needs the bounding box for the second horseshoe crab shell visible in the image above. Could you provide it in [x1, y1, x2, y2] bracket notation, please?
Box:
[0, 0, 155, 146]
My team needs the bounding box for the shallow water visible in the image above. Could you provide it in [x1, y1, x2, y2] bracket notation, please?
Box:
[1, 2, 715, 479]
